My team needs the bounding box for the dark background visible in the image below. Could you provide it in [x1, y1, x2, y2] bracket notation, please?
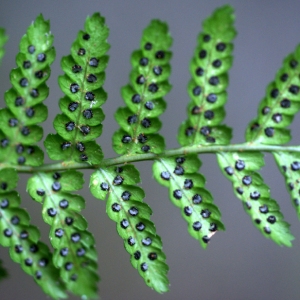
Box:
[1, 0, 300, 299]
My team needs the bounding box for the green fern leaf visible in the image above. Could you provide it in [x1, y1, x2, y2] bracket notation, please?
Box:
[27, 170, 98, 298]
[0, 27, 8, 65]
[44, 12, 109, 164]
[112, 20, 172, 155]
[0, 168, 67, 298]
[0, 259, 8, 281]
[178, 5, 236, 146]
[153, 155, 224, 247]
[90, 164, 169, 293]
[0, 14, 55, 167]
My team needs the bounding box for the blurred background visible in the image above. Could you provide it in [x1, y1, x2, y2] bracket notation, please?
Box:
[1, 0, 300, 299]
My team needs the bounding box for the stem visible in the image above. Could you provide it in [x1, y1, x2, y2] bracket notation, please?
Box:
[2, 143, 300, 173]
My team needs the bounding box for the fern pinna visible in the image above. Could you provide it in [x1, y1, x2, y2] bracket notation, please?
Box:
[1, 4, 300, 299]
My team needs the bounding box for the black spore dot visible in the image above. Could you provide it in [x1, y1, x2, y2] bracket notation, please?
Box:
[265, 127, 274, 137]
[201, 209, 211, 218]
[35, 70, 43, 79]
[59, 199, 69, 209]
[144, 42, 152, 50]
[280, 99, 291, 108]
[15, 245, 23, 253]
[122, 135, 132, 143]
[209, 223, 218, 231]
[216, 42, 226, 51]
[290, 59, 298, 68]
[11, 216, 20, 225]
[264, 227, 271, 234]
[55, 228, 64, 238]
[141, 145, 150, 152]
[80, 154, 88, 162]
[136, 75, 146, 84]
[47, 208, 57, 217]
[291, 161, 300, 171]
[235, 160, 245, 171]
[113, 175, 124, 185]
[142, 237, 152, 246]
[127, 114, 138, 124]
[242, 176, 252, 186]
[35, 271, 42, 280]
[280, 73, 288, 82]
[121, 219, 129, 229]
[77, 48, 86, 56]
[173, 189, 182, 199]
[21, 127, 30, 136]
[212, 59, 222, 68]
[89, 57, 99, 67]
[132, 94, 141, 103]
[270, 88, 279, 98]
[207, 136, 216, 145]
[193, 221, 202, 231]
[145, 101, 154, 110]
[204, 110, 214, 120]
[267, 215, 276, 224]
[4, 229, 12, 237]
[85, 92, 95, 101]
[76, 142, 85, 152]
[193, 86, 201, 96]
[0, 183, 7, 190]
[27, 146, 34, 154]
[199, 50, 207, 59]
[86, 74, 97, 84]
[23, 60, 31, 69]
[141, 263, 148, 272]
[70, 83, 80, 93]
[134, 251, 141, 260]
[191, 106, 201, 114]
[262, 106, 270, 115]
[192, 194, 202, 204]
[250, 191, 260, 200]
[52, 181, 61, 192]
[148, 83, 159, 93]
[128, 237, 135, 246]
[155, 51, 165, 59]
[245, 202, 251, 210]
[282, 165, 287, 172]
[209, 76, 219, 86]
[70, 274, 77, 281]
[176, 157, 185, 164]
[184, 179, 193, 189]
[185, 127, 195, 136]
[83, 33, 90, 40]
[100, 182, 109, 191]
[72, 65, 82, 73]
[9, 118, 18, 127]
[37, 53, 46, 62]
[206, 93, 217, 103]
[25, 258, 33, 267]
[250, 122, 260, 131]
[272, 113, 282, 123]
[224, 166, 234, 176]
[203, 34, 211, 42]
[1, 201, 10, 212]
[80, 126, 90, 135]
[61, 141, 71, 150]
[141, 118, 151, 128]
[112, 203, 121, 212]
[202, 236, 210, 243]
[68, 102, 78, 112]
[184, 206, 193, 216]
[161, 171, 170, 180]
[121, 191, 131, 201]
[138, 134, 147, 144]
[200, 126, 211, 136]
[60, 248, 68, 257]
[289, 183, 294, 191]
[17, 157, 26, 165]
[129, 207, 138, 216]
[38, 258, 48, 267]
[139, 57, 148, 66]
[1, 139, 9, 148]
[83, 109, 93, 119]
[76, 248, 85, 257]
[71, 233, 81, 243]
[196, 67, 204, 76]
[30, 89, 39, 98]
[153, 66, 162, 75]
[65, 217, 74, 226]
[65, 262, 73, 271]
[148, 252, 157, 260]
[53, 172, 61, 180]
[289, 85, 300, 95]
[174, 165, 184, 175]
[136, 222, 145, 231]
[28, 45, 35, 54]
[259, 205, 269, 214]
[255, 219, 261, 225]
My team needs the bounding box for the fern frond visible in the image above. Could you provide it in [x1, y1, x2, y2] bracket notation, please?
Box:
[0, 168, 66, 298]
[90, 164, 169, 293]
[153, 155, 224, 248]
[0, 259, 8, 281]
[45, 13, 109, 164]
[0, 27, 8, 66]
[112, 20, 172, 155]
[27, 170, 98, 298]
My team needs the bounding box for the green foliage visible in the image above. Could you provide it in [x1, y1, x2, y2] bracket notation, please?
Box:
[0, 27, 8, 65]
[1, 4, 300, 299]
[0, 259, 8, 281]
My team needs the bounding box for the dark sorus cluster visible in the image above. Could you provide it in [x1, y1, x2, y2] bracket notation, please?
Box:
[112, 20, 172, 155]
[27, 170, 99, 298]
[0, 15, 55, 167]
[153, 154, 224, 248]
[0, 169, 66, 298]
[45, 13, 109, 164]
[178, 5, 235, 147]
[90, 164, 169, 293]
